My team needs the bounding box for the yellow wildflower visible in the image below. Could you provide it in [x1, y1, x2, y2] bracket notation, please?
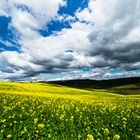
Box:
[136, 135, 140, 139]
[48, 134, 51, 138]
[113, 134, 120, 140]
[87, 134, 94, 140]
[104, 128, 109, 135]
[7, 134, 12, 138]
[122, 117, 127, 121]
[38, 123, 45, 129]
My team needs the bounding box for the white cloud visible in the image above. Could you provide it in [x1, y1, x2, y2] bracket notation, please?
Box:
[76, 0, 140, 69]
[19, 21, 92, 62]
[8, 0, 65, 38]
[0, 0, 140, 81]
[11, 9, 41, 37]
[0, 0, 8, 16]
[0, 51, 41, 75]
[12, 0, 65, 18]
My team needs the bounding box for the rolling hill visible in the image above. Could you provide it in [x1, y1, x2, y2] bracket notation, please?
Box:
[0, 79, 140, 139]
[48, 77, 140, 95]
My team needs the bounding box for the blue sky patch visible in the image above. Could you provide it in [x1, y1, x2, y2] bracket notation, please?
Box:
[0, 42, 19, 52]
[111, 69, 126, 73]
[0, 16, 12, 41]
[82, 67, 92, 72]
[39, 19, 72, 37]
[65, 49, 79, 53]
[40, 0, 90, 37]
[0, 16, 21, 52]
[59, 0, 90, 16]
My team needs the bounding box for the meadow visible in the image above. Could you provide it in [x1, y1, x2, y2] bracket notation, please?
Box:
[0, 82, 140, 140]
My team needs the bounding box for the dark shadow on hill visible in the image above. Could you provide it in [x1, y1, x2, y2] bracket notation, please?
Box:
[45, 77, 140, 95]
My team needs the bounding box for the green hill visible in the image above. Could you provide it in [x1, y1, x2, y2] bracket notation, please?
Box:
[48, 77, 140, 95]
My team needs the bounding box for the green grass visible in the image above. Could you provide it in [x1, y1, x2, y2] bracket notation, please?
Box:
[0, 82, 140, 140]
[108, 83, 140, 95]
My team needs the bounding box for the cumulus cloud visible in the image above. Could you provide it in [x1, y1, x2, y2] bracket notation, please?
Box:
[0, 0, 140, 81]
[81, 0, 140, 70]
[9, 0, 65, 38]
[0, 0, 8, 16]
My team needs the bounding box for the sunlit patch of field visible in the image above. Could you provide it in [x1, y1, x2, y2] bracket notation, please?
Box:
[0, 82, 123, 102]
[0, 82, 140, 140]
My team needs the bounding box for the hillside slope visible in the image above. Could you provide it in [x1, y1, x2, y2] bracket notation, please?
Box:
[48, 77, 140, 95]
[0, 82, 122, 102]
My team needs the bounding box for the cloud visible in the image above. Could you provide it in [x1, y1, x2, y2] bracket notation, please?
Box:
[0, 0, 8, 16]
[0, 0, 140, 81]
[45, 68, 140, 81]
[9, 0, 66, 38]
[76, 0, 140, 70]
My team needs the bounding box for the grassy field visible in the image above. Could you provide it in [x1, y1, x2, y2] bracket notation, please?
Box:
[0, 82, 140, 140]
[50, 77, 140, 95]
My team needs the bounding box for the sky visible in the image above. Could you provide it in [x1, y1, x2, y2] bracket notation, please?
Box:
[0, 0, 140, 81]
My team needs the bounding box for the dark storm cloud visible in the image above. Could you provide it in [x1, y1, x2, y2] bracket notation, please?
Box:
[87, 38, 140, 70]
[86, 0, 140, 71]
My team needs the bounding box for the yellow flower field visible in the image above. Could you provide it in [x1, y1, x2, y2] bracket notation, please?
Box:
[0, 82, 140, 140]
